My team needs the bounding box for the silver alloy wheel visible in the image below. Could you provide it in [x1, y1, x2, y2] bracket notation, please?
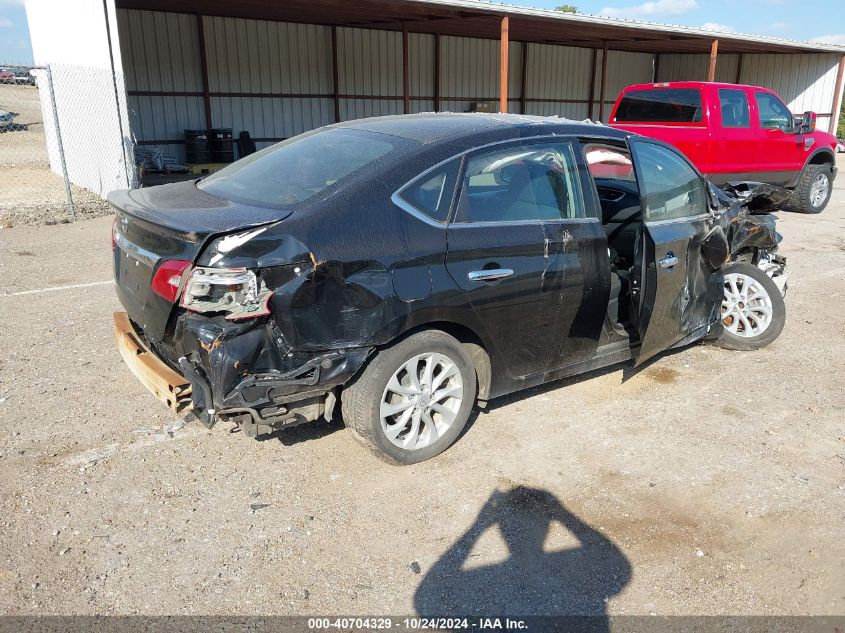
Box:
[379, 352, 464, 451]
[721, 272, 774, 338]
[810, 172, 830, 208]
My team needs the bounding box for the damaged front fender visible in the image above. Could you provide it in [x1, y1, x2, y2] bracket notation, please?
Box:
[713, 181, 785, 257]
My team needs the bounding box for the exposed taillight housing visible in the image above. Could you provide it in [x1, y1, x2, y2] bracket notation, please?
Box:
[111, 216, 117, 251]
[150, 259, 191, 302]
[179, 267, 272, 320]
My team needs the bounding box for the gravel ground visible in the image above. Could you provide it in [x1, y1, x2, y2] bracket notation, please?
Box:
[0, 158, 843, 616]
[0, 83, 110, 228]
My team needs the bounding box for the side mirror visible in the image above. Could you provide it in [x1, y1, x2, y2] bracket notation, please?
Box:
[799, 111, 817, 135]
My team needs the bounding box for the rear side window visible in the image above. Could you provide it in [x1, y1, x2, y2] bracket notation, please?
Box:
[755, 92, 794, 132]
[197, 128, 398, 208]
[614, 88, 703, 123]
[633, 142, 706, 222]
[397, 160, 460, 222]
[719, 89, 750, 128]
[454, 142, 585, 223]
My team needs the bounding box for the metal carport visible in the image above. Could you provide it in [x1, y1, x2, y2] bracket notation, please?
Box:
[23, 0, 845, 192]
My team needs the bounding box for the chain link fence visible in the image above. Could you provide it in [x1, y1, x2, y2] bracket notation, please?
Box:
[0, 63, 125, 227]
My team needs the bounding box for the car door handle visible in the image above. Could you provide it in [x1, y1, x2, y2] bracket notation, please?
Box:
[659, 254, 679, 269]
[467, 268, 514, 282]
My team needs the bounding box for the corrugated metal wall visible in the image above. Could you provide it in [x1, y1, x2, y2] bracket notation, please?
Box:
[657, 52, 841, 131]
[118, 8, 205, 154]
[439, 35, 522, 113]
[595, 50, 655, 120]
[117, 9, 841, 158]
[205, 16, 334, 143]
[523, 43, 593, 119]
[657, 53, 740, 84]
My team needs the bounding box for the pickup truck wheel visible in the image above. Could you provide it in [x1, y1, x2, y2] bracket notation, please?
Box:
[789, 164, 832, 213]
[715, 262, 785, 351]
[341, 330, 477, 465]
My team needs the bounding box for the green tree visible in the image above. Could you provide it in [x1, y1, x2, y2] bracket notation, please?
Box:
[838, 97, 844, 138]
[555, 5, 578, 12]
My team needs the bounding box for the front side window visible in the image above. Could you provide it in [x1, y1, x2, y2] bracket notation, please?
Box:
[614, 88, 703, 123]
[198, 128, 398, 208]
[755, 92, 794, 132]
[454, 142, 584, 223]
[719, 89, 750, 128]
[633, 143, 706, 222]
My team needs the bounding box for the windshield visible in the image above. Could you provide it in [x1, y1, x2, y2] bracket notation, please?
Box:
[197, 128, 398, 208]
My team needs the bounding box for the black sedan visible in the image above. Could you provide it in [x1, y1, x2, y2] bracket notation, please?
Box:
[110, 114, 787, 464]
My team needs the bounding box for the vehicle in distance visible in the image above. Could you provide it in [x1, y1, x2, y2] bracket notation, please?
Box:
[0, 109, 17, 131]
[609, 81, 838, 213]
[837, 138, 845, 153]
[111, 114, 788, 465]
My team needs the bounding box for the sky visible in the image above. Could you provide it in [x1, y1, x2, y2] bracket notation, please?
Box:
[1, 0, 844, 64]
[0, 0, 29, 64]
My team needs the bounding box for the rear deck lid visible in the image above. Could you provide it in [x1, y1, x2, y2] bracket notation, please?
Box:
[109, 181, 290, 341]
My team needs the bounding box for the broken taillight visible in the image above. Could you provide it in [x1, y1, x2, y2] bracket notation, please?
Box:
[111, 216, 117, 251]
[150, 259, 191, 302]
[179, 267, 273, 320]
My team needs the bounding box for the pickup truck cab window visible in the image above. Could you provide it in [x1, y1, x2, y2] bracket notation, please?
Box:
[755, 92, 794, 133]
[634, 142, 706, 222]
[719, 89, 751, 128]
[454, 142, 584, 223]
[613, 88, 703, 123]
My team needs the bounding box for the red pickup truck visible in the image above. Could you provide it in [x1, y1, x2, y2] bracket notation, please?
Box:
[609, 81, 838, 213]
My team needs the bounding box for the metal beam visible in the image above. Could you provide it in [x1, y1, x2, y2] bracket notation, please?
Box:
[831, 54, 845, 134]
[434, 33, 441, 111]
[708, 39, 719, 82]
[587, 47, 597, 120]
[653, 53, 661, 83]
[519, 42, 528, 114]
[499, 15, 509, 113]
[598, 41, 608, 122]
[402, 22, 410, 114]
[735, 53, 743, 84]
[331, 26, 340, 122]
[195, 14, 212, 129]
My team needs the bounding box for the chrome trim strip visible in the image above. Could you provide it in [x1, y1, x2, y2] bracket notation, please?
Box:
[114, 231, 159, 267]
[450, 216, 600, 228]
[645, 213, 711, 226]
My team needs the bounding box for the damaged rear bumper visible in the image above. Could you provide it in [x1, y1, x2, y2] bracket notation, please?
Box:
[113, 311, 193, 416]
[113, 311, 372, 437]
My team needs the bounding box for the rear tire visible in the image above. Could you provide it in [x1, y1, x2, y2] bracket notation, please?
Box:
[341, 330, 477, 465]
[715, 262, 785, 351]
[789, 163, 832, 213]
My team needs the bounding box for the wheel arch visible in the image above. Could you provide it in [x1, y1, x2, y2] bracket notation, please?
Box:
[394, 321, 493, 402]
[805, 147, 835, 169]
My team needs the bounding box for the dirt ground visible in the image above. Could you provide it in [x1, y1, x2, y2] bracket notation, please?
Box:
[0, 157, 843, 617]
[0, 83, 110, 228]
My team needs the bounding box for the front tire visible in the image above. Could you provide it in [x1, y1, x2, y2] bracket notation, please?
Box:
[341, 330, 477, 465]
[789, 163, 832, 213]
[716, 262, 785, 351]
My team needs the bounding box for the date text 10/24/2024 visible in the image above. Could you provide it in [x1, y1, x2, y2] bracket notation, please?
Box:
[307, 618, 529, 630]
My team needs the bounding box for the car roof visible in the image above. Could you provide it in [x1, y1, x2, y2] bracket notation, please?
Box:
[332, 112, 630, 144]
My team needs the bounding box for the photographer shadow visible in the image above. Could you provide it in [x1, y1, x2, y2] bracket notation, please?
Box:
[414, 486, 631, 627]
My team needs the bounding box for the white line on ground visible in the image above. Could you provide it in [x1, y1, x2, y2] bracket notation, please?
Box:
[1, 280, 113, 297]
